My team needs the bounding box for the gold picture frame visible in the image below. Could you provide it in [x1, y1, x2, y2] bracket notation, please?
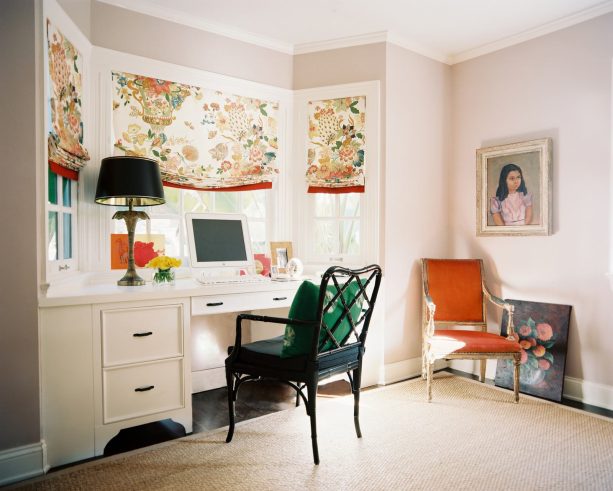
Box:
[476, 138, 552, 236]
[270, 241, 293, 273]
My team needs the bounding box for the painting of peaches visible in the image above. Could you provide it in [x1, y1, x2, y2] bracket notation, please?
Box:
[495, 299, 572, 402]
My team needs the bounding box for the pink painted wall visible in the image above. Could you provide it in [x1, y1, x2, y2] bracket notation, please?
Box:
[91, 1, 293, 89]
[450, 13, 613, 386]
[0, 0, 41, 451]
[384, 44, 451, 364]
[294, 44, 452, 366]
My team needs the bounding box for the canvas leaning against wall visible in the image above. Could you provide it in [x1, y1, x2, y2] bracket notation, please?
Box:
[476, 138, 552, 236]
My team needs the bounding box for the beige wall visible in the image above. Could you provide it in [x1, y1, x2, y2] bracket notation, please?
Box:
[450, 13, 613, 385]
[384, 44, 452, 364]
[91, 1, 293, 89]
[0, 0, 41, 451]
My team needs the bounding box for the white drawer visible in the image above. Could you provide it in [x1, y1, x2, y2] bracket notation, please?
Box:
[103, 358, 184, 424]
[101, 304, 183, 367]
[191, 289, 295, 316]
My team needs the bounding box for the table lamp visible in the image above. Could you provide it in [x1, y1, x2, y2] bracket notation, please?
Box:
[95, 156, 165, 286]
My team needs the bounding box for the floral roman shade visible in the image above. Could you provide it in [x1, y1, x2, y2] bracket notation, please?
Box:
[46, 20, 90, 180]
[306, 96, 366, 193]
[112, 71, 280, 191]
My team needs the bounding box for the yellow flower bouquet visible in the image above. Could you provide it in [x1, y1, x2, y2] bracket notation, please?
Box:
[146, 255, 182, 285]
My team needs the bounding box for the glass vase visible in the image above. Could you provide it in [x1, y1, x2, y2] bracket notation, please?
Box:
[152, 268, 175, 286]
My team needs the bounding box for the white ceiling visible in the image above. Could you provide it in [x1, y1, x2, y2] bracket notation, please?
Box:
[99, 0, 613, 64]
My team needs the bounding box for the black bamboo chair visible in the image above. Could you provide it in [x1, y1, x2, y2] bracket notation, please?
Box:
[224, 264, 382, 464]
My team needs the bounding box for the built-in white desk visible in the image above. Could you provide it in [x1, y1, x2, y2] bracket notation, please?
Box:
[38, 276, 383, 469]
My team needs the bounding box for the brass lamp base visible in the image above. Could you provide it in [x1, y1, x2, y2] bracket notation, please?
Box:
[117, 270, 146, 286]
[113, 206, 150, 287]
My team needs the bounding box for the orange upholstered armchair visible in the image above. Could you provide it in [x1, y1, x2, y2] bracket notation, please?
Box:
[420, 259, 521, 402]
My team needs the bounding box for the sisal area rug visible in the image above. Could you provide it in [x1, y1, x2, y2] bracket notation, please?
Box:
[16, 373, 613, 490]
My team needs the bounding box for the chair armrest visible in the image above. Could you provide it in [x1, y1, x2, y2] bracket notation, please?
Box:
[227, 314, 317, 362]
[482, 282, 516, 340]
[424, 294, 436, 337]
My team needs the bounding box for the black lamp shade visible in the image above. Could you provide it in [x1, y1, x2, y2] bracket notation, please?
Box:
[95, 156, 165, 206]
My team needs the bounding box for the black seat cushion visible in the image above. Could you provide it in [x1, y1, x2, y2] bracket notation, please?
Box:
[229, 335, 307, 371]
[228, 336, 362, 373]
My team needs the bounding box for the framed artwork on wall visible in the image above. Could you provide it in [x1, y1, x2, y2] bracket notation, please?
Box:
[476, 138, 552, 236]
[494, 299, 572, 402]
[270, 241, 293, 273]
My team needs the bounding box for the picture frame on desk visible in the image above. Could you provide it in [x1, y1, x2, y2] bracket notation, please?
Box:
[270, 241, 292, 274]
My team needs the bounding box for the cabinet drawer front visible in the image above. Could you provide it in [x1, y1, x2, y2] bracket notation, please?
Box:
[102, 304, 183, 366]
[191, 289, 295, 316]
[103, 359, 184, 424]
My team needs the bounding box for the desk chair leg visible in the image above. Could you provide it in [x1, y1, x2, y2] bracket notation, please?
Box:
[421, 340, 427, 380]
[479, 359, 486, 383]
[225, 369, 236, 443]
[296, 383, 303, 407]
[426, 358, 433, 402]
[350, 368, 363, 438]
[307, 381, 320, 465]
[513, 354, 521, 403]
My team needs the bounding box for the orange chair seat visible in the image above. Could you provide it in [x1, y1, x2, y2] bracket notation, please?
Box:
[430, 329, 521, 354]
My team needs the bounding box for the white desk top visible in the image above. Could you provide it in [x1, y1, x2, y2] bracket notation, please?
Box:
[39, 275, 305, 308]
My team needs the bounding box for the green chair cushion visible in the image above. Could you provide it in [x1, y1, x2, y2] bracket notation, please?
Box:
[280, 280, 363, 358]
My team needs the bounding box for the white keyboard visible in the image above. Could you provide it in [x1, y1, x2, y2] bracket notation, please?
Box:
[196, 274, 272, 286]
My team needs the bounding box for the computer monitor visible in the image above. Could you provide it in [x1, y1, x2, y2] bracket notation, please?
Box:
[185, 212, 253, 270]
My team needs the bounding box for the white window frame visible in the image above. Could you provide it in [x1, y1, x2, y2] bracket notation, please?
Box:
[46, 173, 79, 277]
[292, 81, 380, 269]
[42, 0, 93, 283]
[116, 188, 272, 264]
[86, 47, 292, 272]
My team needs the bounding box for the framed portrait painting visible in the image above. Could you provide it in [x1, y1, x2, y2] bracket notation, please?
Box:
[476, 138, 552, 236]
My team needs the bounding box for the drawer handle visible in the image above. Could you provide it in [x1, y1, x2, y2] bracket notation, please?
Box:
[134, 385, 155, 392]
[206, 302, 224, 307]
[133, 331, 153, 337]
[273, 297, 288, 301]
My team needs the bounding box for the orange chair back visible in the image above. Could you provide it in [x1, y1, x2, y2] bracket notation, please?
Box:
[424, 259, 485, 323]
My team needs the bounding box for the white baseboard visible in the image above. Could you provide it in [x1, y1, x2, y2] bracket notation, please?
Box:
[447, 361, 613, 412]
[563, 376, 613, 411]
[0, 441, 45, 486]
[382, 357, 447, 385]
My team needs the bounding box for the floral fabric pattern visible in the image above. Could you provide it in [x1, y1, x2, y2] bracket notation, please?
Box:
[46, 20, 90, 175]
[306, 96, 366, 193]
[112, 71, 280, 190]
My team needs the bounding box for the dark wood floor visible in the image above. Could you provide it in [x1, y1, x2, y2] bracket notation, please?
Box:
[52, 370, 611, 471]
[102, 379, 352, 458]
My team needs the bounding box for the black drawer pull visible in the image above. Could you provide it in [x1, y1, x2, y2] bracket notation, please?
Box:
[134, 385, 155, 392]
[133, 331, 153, 337]
[273, 297, 288, 301]
[206, 302, 224, 307]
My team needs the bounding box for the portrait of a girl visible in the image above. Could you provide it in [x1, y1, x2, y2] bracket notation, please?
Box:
[490, 163, 533, 226]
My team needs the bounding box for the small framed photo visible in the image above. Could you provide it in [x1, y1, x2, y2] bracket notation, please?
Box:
[270, 241, 293, 273]
[476, 138, 552, 236]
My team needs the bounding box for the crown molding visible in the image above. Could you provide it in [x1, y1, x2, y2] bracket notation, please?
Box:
[386, 33, 449, 64]
[96, 0, 294, 54]
[450, 0, 613, 64]
[292, 31, 387, 55]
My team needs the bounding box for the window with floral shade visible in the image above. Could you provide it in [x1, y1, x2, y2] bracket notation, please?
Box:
[305, 96, 366, 194]
[111, 71, 280, 192]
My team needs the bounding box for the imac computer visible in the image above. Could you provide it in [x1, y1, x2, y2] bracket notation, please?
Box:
[185, 212, 268, 284]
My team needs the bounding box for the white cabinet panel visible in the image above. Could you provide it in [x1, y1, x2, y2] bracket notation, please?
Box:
[103, 358, 184, 424]
[101, 304, 183, 366]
